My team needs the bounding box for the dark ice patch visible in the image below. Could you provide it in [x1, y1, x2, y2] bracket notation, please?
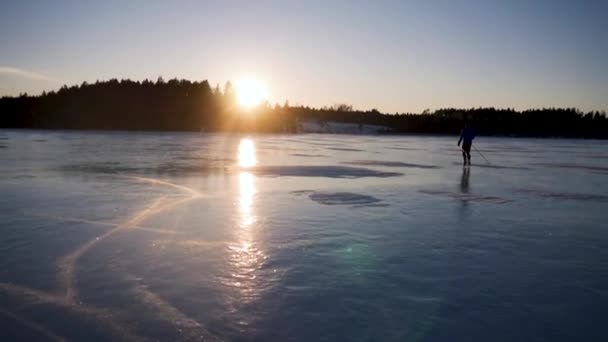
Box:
[545, 144, 590, 149]
[387, 147, 420, 151]
[154, 161, 226, 175]
[257, 144, 303, 152]
[342, 160, 439, 169]
[290, 190, 314, 196]
[58, 161, 225, 176]
[515, 188, 608, 202]
[532, 162, 608, 173]
[308, 141, 343, 147]
[451, 162, 530, 170]
[583, 154, 608, 159]
[174, 155, 233, 163]
[291, 153, 326, 157]
[419, 189, 513, 204]
[58, 162, 140, 174]
[326, 147, 363, 152]
[309, 192, 384, 206]
[352, 203, 390, 208]
[248, 165, 402, 178]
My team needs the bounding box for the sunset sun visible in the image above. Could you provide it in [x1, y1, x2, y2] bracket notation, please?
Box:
[235, 78, 267, 108]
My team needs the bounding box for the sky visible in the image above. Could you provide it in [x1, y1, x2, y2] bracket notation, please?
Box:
[0, 0, 606, 113]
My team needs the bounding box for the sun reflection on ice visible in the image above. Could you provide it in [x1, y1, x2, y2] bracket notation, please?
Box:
[226, 138, 265, 304]
[238, 172, 256, 228]
[238, 138, 256, 168]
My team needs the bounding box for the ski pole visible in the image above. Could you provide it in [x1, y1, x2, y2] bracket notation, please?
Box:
[472, 144, 490, 164]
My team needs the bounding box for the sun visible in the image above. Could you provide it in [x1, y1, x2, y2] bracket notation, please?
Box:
[235, 78, 267, 108]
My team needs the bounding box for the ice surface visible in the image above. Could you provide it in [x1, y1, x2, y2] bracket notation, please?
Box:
[342, 160, 440, 169]
[533, 162, 608, 173]
[418, 189, 514, 204]
[308, 191, 384, 206]
[326, 147, 365, 152]
[290, 153, 327, 157]
[515, 188, 608, 202]
[0, 131, 607, 341]
[450, 161, 532, 170]
[244, 165, 402, 178]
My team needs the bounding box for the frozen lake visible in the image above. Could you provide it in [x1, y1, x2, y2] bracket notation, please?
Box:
[1, 130, 607, 341]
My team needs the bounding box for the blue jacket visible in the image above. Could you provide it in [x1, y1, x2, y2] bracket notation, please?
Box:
[459, 128, 475, 145]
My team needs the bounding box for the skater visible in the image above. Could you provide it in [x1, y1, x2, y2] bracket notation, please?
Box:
[457, 123, 475, 165]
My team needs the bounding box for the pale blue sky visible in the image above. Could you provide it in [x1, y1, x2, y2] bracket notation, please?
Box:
[1, 0, 606, 112]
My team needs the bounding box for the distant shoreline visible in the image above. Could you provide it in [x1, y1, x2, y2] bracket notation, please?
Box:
[2, 127, 607, 141]
[2, 79, 606, 139]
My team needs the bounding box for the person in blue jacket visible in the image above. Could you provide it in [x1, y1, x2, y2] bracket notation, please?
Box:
[457, 123, 475, 165]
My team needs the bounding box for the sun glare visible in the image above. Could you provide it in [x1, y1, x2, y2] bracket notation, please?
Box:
[238, 138, 256, 168]
[236, 78, 267, 108]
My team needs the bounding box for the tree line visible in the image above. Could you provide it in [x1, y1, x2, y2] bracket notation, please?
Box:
[1, 78, 606, 138]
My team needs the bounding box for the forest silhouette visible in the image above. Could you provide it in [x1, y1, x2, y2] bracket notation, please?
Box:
[1, 78, 606, 138]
